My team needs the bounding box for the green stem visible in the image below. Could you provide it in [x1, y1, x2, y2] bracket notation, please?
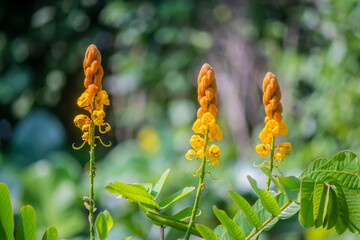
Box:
[156, 209, 164, 240]
[266, 137, 275, 191]
[89, 101, 96, 240]
[245, 200, 292, 240]
[184, 129, 209, 240]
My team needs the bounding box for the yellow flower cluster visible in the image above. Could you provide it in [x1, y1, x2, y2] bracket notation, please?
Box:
[256, 72, 292, 166]
[186, 113, 223, 167]
[186, 64, 222, 170]
[74, 44, 110, 146]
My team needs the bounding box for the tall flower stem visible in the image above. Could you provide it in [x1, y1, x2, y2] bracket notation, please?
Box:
[185, 129, 209, 240]
[266, 137, 275, 191]
[89, 102, 96, 240]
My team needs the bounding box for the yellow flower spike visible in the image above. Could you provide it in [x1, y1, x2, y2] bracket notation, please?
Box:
[257, 72, 291, 191]
[256, 144, 271, 157]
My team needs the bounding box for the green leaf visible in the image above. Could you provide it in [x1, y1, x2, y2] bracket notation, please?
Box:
[228, 189, 262, 229]
[300, 151, 359, 179]
[314, 183, 327, 228]
[317, 151, 358, 174]
[172, 207, 201, 221]
[195, 224, 220, 240]
[300, 158, 328, 178]
[313, 181, 325, 222]
[277, 176, 301, 200]
[138, 183, 153, 193]
[41, 226, 58, 240]
[16, 205, 36, 240]
[95, 210, 113, 240]
[332, 182, 349, 234]
[323, 187, 338, 229]
[145, 212, 201, 237]
[213, 206, 245, 240]
[342, 188, 360, 233]
[307, 171, 360, 190]
[120, 237, 131, 240]
[0, 183, 14, 240]
[278, 201, 300, 220]
[233, 211, 253, 237]
[248, 176, 281, 216]
[105, 181, 159, 209]
[95, 212, 106, 240]
[213, 225, 231, 240]
[151, 169, 170, 199]
[158, 187, 195, 209]
[299, 178, 315, 227]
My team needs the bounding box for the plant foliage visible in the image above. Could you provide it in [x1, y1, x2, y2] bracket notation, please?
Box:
[0, 183, 58, 240]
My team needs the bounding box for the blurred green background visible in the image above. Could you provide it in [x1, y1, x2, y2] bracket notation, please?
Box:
[1, 0, 360, 239]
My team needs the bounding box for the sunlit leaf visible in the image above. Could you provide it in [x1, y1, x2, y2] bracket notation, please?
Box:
[228, 190, 262, 229]
[172, 207, 200, 221]
[0, 183, 14, 240]
[95, 210, 113, 240]
[158, 187, 195, 209]
[248, 176, 281, 216]
[343, 188, 360, 234]
[151, 169, 170, 199]
[277, 176, 301, 200]
[145, 212, 201, 237]
[195, 224, 220, 240]
[299, 178, 315, 227]
[323, 187, 338, 229]
[300, 158, 328, 178]
[213, 206, 245, 240]
[313, 181, 325, 222]
[332, 182, 349, 234]
[41, 226, 58, 240]
[105, 181, 159, 209]
[16, 205, 36, 240]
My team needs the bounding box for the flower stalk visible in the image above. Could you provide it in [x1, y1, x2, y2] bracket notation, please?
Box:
[266, 136, 275, 191]
[73, 44, 111, 240]
[184, 64, 222, 239]
[89, 102, 96, 239]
